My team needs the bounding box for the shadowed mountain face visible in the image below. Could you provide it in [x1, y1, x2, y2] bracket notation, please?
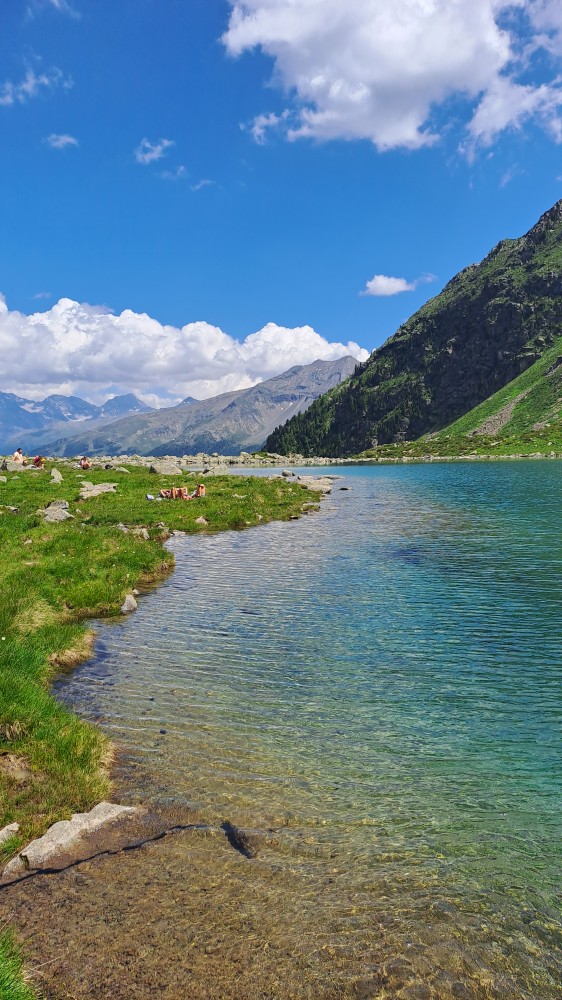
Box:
[45, 357, 358, 457]
[266, 200, 562, 457]
[0, 393, 152, 453]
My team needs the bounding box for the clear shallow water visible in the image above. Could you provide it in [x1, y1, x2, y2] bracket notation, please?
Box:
[57, 461, 562, 998]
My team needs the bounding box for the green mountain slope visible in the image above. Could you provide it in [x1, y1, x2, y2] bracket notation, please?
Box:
[436, 335, 562, 439]
[358, 338, 561, 461]
[266, 201, 562, 457]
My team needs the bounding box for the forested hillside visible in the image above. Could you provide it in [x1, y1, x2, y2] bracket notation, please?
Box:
[266, 201, 562, 456]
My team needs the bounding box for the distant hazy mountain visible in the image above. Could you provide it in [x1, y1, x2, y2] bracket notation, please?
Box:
[46, 357, 358, 457]
[0, 392, 152, 453]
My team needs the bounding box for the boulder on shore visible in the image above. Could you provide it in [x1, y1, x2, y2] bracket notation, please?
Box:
[3, 802, 139, 875]
[149, 461, 182, 476]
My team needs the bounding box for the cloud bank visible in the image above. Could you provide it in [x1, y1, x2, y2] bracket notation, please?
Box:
[0, 296, 369, 406]
[223, 0, 562, 151]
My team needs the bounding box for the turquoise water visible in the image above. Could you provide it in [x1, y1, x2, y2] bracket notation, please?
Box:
[57, 461, 562, 997]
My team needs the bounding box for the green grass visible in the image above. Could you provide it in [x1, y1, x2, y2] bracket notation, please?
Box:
[0, 460, 313, 999]
[0, 932, 36, 1000]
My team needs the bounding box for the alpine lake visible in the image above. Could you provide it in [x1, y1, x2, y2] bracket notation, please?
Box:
[50, 459, 561, 999]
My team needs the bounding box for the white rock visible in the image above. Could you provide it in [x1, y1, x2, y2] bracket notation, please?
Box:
[0, 822, 19, 846]
[50, 468, 63, 483]
[3, 802, 138, 874]
[120, 593, 138, 614]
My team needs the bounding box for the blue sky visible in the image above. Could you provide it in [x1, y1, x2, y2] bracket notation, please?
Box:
[1, 0, 562, 405]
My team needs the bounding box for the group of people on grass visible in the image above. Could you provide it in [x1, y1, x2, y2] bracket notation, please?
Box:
[9, 448, 206, 501]
[159, 483, 206, 500]
[9, 449, 93, 470]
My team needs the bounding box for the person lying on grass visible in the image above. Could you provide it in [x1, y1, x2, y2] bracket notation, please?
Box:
[159, 483, 206, 500]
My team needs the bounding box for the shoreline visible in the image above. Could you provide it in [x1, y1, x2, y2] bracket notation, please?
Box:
[0, 465, 336, 998]
[0, 465, 320, 857]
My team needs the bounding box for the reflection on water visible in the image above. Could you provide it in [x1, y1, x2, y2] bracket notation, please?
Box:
[56, 461, 562, 998]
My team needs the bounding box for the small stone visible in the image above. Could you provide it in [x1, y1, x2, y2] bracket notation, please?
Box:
[132, 589, 139, 596]
[50, 468, 63, 483]
[24, 538, 32, 545]
[132, 527, 150, 540]
[0, 822, 20, 846]
[282, 470, 294, 477]
[80, 482, 118, 499]
[120, 594, 138, 614]
[43, 506, 74, 523]
[195, 516, 208, 526]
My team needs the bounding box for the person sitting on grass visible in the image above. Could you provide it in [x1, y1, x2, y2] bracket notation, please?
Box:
[12, 448, 27, 465]
[194, 483, 206, 497]
[33, 455, 45, 468]
[79, 456, 92, 470]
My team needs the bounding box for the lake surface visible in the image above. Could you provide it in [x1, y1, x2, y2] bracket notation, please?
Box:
[57, 461, 562, 998]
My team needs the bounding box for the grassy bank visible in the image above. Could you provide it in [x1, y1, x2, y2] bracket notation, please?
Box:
[0, 462, 311, 848]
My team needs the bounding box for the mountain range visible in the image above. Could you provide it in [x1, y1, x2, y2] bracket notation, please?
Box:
[40, 356, 357, 457]
[0, 393, 152, 454]
[266, 200, 562, 456]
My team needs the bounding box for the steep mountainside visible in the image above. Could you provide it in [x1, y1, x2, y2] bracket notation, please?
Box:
[47, 356, 357, 457]
[433, 333, 562, 440]
[0, 393, 151, 453]
[266, 200, 562, 456]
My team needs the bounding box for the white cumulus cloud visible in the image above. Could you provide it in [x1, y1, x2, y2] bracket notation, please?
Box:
[361, 273, 435, 297]
[223, 0, 562, 152]
[134, 138, 174, 165]
[0, 295, 369, 406]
